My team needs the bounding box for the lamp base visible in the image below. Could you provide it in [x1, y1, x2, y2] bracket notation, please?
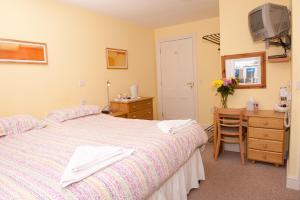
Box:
[101, 110, 110, 114]
[101, 105, 111, 114]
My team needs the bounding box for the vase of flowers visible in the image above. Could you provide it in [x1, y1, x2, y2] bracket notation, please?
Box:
[212, 78, 238, 108]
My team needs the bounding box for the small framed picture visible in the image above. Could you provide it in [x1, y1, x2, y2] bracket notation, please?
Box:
[0, 38, 48, 64]
[106, 48, 128, 69]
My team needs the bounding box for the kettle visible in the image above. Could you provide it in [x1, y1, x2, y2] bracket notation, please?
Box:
[246, 97, 255, 111]
[130, 84, 138, 99]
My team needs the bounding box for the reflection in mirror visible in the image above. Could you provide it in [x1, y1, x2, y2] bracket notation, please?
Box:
[222, 52, 266, 89]
[225, 57, 261, 85]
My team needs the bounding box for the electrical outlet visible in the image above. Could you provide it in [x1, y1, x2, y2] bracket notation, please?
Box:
[79, 80, 86, 87]
[80, 100, 86, 105]
[296, 81, 300, 91]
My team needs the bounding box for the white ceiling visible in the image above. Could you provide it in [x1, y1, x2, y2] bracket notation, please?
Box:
[59, 0, 219, 28]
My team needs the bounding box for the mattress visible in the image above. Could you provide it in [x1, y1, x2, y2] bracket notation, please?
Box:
[0, 114, 208, 200]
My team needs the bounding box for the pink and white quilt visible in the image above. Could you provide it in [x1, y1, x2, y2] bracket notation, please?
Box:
[0, 114, 207, 200]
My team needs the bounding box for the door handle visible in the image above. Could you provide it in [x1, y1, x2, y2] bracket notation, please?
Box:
[186, 82, 194, 88]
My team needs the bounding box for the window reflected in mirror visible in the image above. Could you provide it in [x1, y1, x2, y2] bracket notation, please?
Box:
[222, 52, 266, 89]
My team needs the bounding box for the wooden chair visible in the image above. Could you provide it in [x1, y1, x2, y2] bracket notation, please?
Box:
[214, 108, 246, 165]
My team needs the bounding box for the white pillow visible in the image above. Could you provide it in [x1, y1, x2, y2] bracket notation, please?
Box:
[0, 115, 44, 136]
[46, 105, 101, 122]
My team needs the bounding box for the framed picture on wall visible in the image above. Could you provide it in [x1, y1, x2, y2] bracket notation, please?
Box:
[106, 48, 128, 69]
[0, 38, 48, 64]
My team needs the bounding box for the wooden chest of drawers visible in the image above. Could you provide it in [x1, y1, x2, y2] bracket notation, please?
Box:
[246, 111, 286, 166]
[110, 97, 153, 120]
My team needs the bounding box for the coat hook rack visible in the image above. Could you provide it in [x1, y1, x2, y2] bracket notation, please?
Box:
[202, 33, 220, 51]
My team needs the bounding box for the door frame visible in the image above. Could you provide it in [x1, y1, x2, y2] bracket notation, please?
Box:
[156, 33, 199, 121]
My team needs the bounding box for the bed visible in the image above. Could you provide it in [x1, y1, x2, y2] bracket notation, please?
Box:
[0, 114, 208, 200]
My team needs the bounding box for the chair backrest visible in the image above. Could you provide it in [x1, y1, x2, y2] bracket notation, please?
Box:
[216, 108, 244, 135]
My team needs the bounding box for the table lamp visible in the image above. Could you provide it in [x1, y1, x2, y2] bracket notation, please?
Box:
[101, 80, 111, 114]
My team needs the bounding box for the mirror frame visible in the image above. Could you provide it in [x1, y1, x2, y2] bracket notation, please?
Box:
[221, 51, 266, 89]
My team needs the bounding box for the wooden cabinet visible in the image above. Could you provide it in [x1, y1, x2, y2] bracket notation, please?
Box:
[110, 97, 153, 120]
[246, 110, 286, 166]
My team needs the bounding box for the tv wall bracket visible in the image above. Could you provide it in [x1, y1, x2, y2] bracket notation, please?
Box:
[265, 35, 291, 58]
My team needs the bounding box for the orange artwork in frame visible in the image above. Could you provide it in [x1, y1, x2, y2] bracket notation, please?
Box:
[0, 38, 48, 64]
[106, 48, 128, 69]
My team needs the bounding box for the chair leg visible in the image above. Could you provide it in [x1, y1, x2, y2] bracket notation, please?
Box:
[215, 133, 221, 160]
[221, 142, 225, 154]
[213, 123, 218, 158]
[239, 136, 245, 165]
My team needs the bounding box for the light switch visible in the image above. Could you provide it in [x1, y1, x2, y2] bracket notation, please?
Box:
[79, 80, 86, 87]
[296, 81, 300, 91]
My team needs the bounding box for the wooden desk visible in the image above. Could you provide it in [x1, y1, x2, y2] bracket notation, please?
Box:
[213, 110, 286, 166]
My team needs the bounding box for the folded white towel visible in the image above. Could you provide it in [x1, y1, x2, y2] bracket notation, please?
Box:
[157, 119, 196, 134]
[71, 146, 124, 172]
[60, 146, 134, 187]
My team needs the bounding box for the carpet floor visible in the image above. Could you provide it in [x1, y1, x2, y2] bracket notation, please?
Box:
[188, 144, 300, 200]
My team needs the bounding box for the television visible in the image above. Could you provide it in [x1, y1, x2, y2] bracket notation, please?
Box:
[248, 3, 290, 41]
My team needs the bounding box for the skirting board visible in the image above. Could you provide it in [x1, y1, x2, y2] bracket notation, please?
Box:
[286, 176, 300, 190]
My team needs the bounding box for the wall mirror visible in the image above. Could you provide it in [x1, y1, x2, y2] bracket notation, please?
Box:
[221, 52, 266, 89]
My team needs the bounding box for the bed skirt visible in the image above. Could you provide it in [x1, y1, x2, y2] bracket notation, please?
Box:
[148, 148, 205, 200]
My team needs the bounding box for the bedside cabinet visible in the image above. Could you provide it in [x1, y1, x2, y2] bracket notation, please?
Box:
[246, 111, 286, 166]
[110, 97, 153, 120]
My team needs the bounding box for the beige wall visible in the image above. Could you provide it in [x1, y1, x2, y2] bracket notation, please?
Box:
[288, 0, 300, 184]
[0, 0, 157, 118]
[155, 17, 220, 126]
[219, 0, 291, 110]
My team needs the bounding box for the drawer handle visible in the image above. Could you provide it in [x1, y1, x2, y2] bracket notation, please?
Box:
[263, 122, 269, 125]
[263, 144, 268, 149]
[263, 134, 269, 137]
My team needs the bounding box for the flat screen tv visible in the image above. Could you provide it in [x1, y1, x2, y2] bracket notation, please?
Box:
[248, 3, 290, 41]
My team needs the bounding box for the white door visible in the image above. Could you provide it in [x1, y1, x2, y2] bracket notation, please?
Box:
[159, 37, 197, 120]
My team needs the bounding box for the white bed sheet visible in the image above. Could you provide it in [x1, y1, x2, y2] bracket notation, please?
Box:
[149, 148, 205, 200]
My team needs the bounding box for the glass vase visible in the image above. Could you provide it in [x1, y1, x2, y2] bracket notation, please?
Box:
[221, 93, 228, 108]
